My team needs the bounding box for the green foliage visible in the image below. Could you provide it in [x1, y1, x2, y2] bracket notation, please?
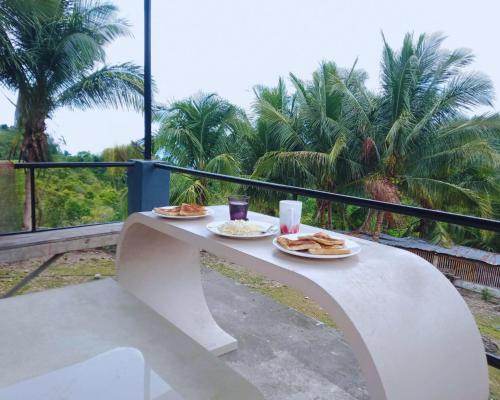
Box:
[153, 34, 498, 250]
[0, 162, 23, 232]
[0, 0, 144, 162]
[155, 93, 243, 204]
[245, 33, 499, 248]
[35, 164, 127, 228]
[0, 126, 21, 160]
[0, 147, 128, 232]
[481, 288, 493, 303]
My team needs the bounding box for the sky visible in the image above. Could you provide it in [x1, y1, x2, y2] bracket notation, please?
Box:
[0, 0, 499, 154]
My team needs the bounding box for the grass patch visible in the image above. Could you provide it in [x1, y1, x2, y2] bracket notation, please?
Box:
[490, 367, 500, 400]
[47, 260, 115, 277]
[477, 315, 500, 343]
[0, 254, 116, 296]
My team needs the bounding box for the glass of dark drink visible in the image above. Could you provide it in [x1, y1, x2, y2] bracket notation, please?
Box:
[228, 195, 249, 220]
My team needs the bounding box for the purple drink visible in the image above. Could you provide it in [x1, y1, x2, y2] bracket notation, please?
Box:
[228, 196, 249, 220]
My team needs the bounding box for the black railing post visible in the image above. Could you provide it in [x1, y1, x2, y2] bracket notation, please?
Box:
[144, 0, 152, 160]
[29, 167, 36, 232]
[127, 160, 169, 214]
[487, 353, 500, 369]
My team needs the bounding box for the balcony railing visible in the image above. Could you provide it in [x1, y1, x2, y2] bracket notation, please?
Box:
[3, 161, 134, 234]
[8, 160, 500, 234]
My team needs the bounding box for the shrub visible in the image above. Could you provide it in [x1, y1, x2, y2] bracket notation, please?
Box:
[481, 288, 492, 302]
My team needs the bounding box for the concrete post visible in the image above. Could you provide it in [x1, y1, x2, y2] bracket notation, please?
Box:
[127, 160, 170, 214]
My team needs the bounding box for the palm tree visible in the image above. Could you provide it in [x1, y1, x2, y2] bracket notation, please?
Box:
[101, 141, 142, 182]
[0, 0, 144, 229]
[155, 93, 243, 204]
[102, 142, 143, 162]
[251, 62, 371, 227]
[359, 32, 500, 242]
[251, 34, 499, 243]
[238, 78, 302, 173]
[230, 79, 303, 213]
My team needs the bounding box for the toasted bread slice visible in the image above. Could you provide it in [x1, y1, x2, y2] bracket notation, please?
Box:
[302, 232, 345, 246]
[318, 244, 345, 249]
[182, 203, 205, 211]
[314, 232, 345, 244]
[277, 237, 290, 249]
[179, 203, 207, 216]
[154, 206, 181, 216]
[308, 247, 351, 255]
[277, 237, 321, 251]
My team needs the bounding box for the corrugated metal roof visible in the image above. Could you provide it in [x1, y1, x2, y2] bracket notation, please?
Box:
[354, 233, 499, 266]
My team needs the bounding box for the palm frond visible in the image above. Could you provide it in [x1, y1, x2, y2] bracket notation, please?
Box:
[252, 151, 329, 188]
[155, 127, 203, 167]
[254, 98, 303, 150]
[205, 153, 240, 176]
[169, 173, 208, 205]
[56, 62, 144, 111]
[404, 176, 492, 217]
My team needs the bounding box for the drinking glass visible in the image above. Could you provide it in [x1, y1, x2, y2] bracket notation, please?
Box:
[279, 200, 302, 234]
[228, 195, 249, 220]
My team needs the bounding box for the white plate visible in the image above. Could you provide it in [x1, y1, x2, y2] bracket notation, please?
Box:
[207, 220, 279, 239]
[273, 233, 361, 259]
[152, 206, 214, 219]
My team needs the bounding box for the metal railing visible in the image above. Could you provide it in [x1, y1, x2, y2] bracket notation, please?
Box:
[7, 161, 134, 234]
[154, 163, 500, 232]
[5, 160, 500, 234]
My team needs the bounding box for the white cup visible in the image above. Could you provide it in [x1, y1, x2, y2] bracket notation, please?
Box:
[279, 200, 302, 234]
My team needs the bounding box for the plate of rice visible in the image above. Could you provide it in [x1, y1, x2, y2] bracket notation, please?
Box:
[207, 220, 279, 238]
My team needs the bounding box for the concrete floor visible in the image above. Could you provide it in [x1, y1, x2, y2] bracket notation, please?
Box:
[201, 266, 369, 400]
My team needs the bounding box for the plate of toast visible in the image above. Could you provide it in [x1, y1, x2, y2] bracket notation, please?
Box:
[152, 203, 214, 219]
[273, 231, 360, 259]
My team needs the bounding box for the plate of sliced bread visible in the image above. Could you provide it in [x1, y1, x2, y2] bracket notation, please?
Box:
[152, 204, 214, 219]
[273, 231, 360, 259]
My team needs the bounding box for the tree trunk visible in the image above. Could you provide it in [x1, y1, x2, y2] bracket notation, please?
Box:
[338, 204, 348, 231]
[373, 211, 386, 240]
[319, 200, 326, 227]
[357, 208, 374, 234]
[198, 178, 209, 206]
[21, 113, 49, 231]
[23, 169, 32, 230]
[417, 199, 435, 239]
[315, 200, 334, 228]
[327, 201, 332, 229]
[314, 199, 322, 223]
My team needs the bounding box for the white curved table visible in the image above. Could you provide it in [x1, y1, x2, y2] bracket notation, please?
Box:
[116, 206, 488, 400]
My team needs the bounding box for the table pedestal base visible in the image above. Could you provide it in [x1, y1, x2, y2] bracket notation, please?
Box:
[117, 223, 237, 356]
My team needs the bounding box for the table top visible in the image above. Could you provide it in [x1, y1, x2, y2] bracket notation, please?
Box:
[122, 205, 487, 400]
[136, 205, 440, 308]
[0, 279, 263, 400]
[0, 347, 183, 400]
[133, 205, 459, 310]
